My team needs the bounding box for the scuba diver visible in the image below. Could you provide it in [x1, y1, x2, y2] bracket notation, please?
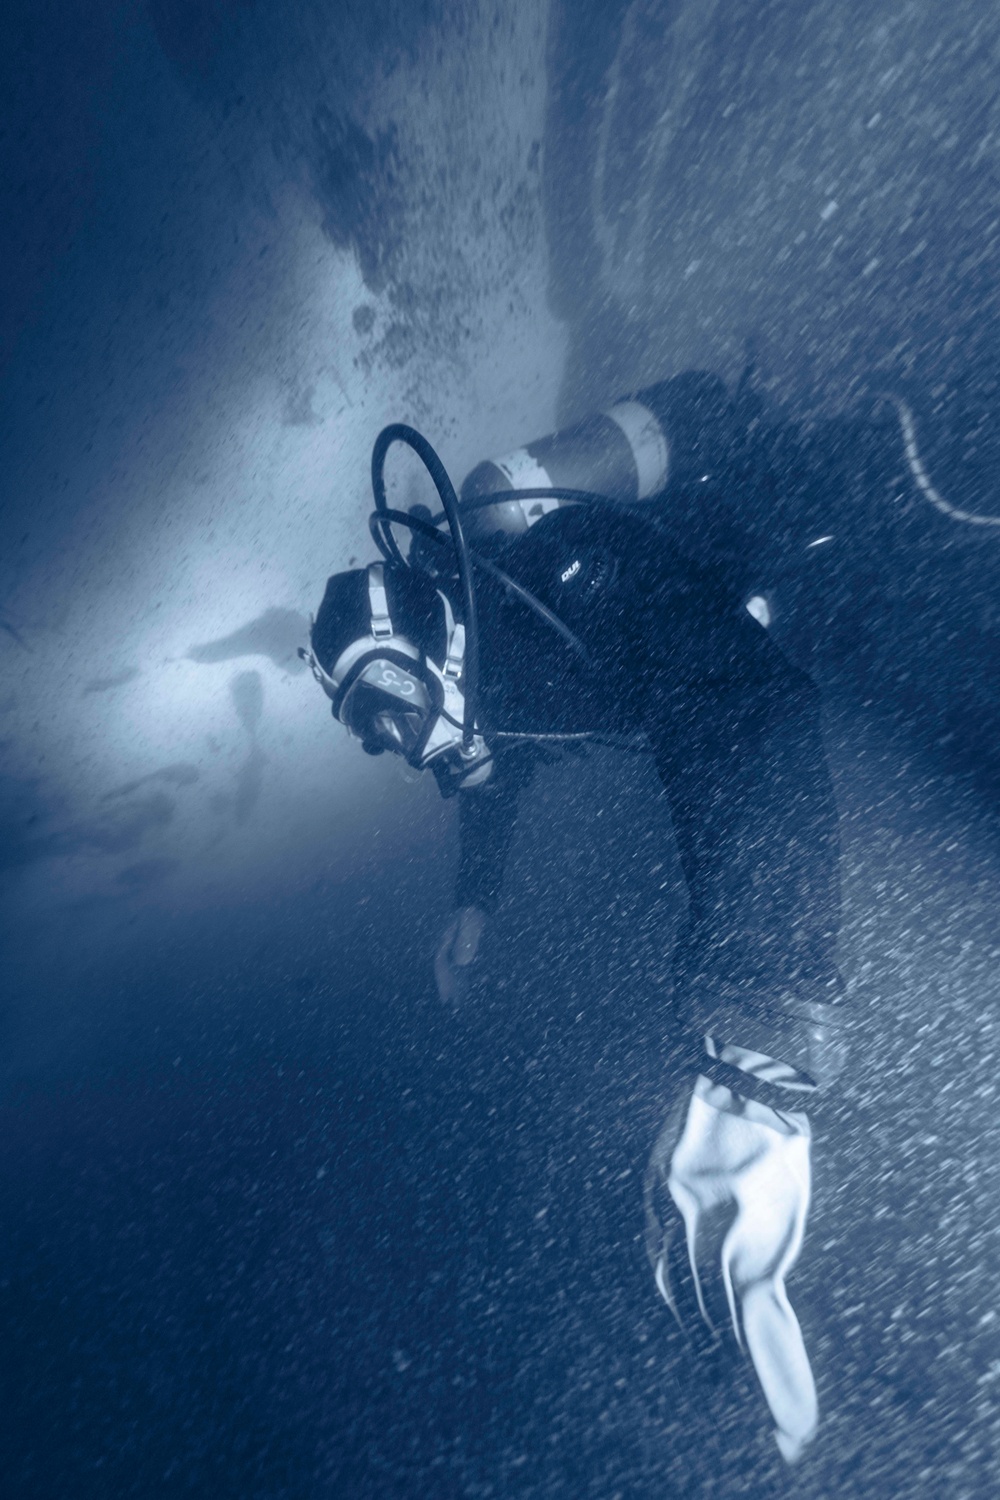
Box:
[301, 374, 853, 1464]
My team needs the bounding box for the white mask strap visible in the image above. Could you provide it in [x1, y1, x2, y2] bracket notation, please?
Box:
[367, 563, 394, 641]
[437, 590, 465, 682]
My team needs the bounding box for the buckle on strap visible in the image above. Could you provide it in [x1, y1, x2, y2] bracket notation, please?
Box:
[437, 591, 465, 681]
[444, 622, 465, 681]
[367, 563, 394, 641]
[297, 644, 339, 700]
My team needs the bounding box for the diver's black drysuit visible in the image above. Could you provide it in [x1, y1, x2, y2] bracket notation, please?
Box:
[308, 445, 849, 1462]
[453, 502, 844, 1066]
[441, 502, 845, 1460]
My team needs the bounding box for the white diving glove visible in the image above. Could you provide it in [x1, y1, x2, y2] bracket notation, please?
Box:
[645, 1039, 818, 1465]
[433, 904, 486, 1010]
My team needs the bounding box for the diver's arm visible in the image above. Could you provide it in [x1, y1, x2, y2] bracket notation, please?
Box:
[645, 1049, 819, 1464]
[453, 745, 538, 915]
[434, 746, 538, 1006]
[643, 647, 848, 1088]
[641, 642, 847, 1463]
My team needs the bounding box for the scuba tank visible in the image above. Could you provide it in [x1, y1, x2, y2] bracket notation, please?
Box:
[459, 372, 741, 539]
[374, 374, 1000, 783]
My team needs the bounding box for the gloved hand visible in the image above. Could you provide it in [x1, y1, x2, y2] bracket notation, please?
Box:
[645, 1041, 817, 1464]
[433, 905, 486, 1009]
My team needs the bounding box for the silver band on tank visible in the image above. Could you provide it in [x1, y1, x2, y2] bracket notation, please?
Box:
[460, 395, 670, 537]
[602, 399, 670, 500]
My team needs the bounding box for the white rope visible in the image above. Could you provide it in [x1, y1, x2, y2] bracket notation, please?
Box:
[880, 393, 1000, 527]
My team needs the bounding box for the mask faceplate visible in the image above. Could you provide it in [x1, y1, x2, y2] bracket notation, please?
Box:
[339, 660, 433, 756]
[304, 563, 492, 793]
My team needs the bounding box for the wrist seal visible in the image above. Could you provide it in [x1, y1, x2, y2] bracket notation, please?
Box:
[683, 984, 851, 1089]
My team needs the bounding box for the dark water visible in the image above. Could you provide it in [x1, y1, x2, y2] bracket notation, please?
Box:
[3, 3, 1000, 1496]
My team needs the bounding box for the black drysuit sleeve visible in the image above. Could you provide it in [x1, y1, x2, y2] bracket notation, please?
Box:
[450, 499, 848, 1085]
[641, 644, 848, 1085]
[453, 746, 540, 914]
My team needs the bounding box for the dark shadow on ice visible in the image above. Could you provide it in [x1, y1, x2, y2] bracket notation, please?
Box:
[232, 746, 265, 823]
[72, 792, 177, 855]
[216, 670, 266, 824]
[280, 382, 321, 427]
[82, 667, 141, 695]
[0, 775, 60, 872]
[1, 619, 29, 650]
[0, 779, 176, 871]
[230, 670, 263, 737]
[310, 107, 404, 291]
[186, 609, 308, 674]
[103, 763, 200, 800]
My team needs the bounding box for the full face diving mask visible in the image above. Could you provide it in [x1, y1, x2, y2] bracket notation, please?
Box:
[300, 563, 493, 796]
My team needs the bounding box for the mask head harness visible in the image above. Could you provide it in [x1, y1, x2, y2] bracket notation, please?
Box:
[303, 421, 630, 794]
[301, 560, 492, 795]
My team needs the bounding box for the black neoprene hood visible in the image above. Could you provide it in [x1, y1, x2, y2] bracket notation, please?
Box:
[311, 564, 449, 677]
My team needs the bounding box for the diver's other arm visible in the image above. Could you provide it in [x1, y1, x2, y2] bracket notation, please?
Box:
[436, 746, 538, 1005]
[642, 649, 846, 1463]
[453, 744, 537, 913]
[645, 1042, 821, 1465]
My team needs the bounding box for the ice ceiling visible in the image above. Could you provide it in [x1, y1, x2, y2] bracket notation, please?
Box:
[0, 2, 566, 983]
